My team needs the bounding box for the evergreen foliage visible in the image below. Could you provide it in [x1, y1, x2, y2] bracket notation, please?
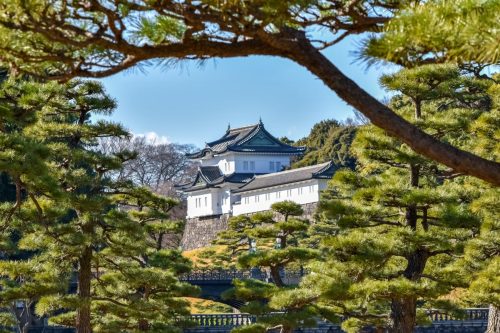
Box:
[454, 75, 500, 331]
[0, 1, 497, 183]
[364, 0, 500, 66]
[291, 120, 356, 170]
[211, 201, 318, 333]
[271, 64, 498, 333]
[0, 78, 195, 332]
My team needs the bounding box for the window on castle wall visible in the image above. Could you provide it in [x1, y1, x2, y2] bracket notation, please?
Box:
[309, 185, 314, 193]
[265, 193, 270, 200]
[244, 197, 249, 204]
[255, 195, 259, 203]
[270, 161, 275, 171]
[250, 161, 255, 171]
[243, 161, 249, 171]
[276, 192, 281, 199]
[276, 162, 281, 171]
[204, 197, 207, 207]
[298, 187, 303, 195]
[287, 189, 292, 197]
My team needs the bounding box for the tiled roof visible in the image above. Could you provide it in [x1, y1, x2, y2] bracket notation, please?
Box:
[199, 166, 224, 183]
[225, 173, 261, 183]
[186, 121, 305, 159]
[175, 168, 262, 192]
[233, 161, 337, 193]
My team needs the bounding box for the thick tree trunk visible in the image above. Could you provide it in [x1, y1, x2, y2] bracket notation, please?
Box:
[76, 246, 93, 333]
[487, 304, 500, 333]
[390, 297, 417, 333]
[284, 37, 500, 185]
[388, 165, 426, 333]
[388, 218, 426, 332]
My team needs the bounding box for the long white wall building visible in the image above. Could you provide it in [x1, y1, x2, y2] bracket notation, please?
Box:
[177, 121, 336, 219]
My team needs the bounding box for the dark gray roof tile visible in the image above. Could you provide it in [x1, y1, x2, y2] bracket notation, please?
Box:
[186, 122, 305, 159]
[233, 162, 336, 193]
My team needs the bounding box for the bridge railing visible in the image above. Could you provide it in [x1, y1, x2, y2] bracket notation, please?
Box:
[183, 308, 490, 327]
[2, 309, 490, 332]
[180, 269, 254, 281]
[188, 314, 256, 327]
[426, 308, 489, 321]
[179, 269, 307, 285]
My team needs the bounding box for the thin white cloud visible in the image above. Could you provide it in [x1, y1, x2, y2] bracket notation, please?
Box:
[133, 132, 170, 145]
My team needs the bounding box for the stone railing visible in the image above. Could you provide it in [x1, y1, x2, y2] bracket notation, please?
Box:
[426, 308, 489, 321]
[179, 268, 307, 284]
[183, 308, 490, 327]
[187, 314, 257, 327]
[5, 308, 488, 333]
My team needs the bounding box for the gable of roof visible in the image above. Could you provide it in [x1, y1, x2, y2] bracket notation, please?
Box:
[186, 121, 305, 159]
[175, 166, 262, 193]
[199, 166, 224, 183]
[233, 161, 337, 193]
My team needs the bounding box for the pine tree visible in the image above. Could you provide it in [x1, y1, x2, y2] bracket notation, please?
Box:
[0, 78, 195, 332]
[0, 78, 72, 332]
[463, 188, 500, 332]
[275, 65, 494, 333]
[213, 201, 318, 333]
[457, 76, 500, 332]
[200, 215, 263, 269]
[292, 120, 356, 170]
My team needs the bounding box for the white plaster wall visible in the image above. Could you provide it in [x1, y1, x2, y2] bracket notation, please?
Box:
[199, 154, 235, 175]
[198, 153, 294, 175]
[219, 188, 232, 215]
[232, 179, 326, 216]
[233, 154, 291, 174]
[187, 189, 221, 218]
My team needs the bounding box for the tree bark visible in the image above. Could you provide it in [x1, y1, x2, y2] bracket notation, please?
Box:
[138, 286, 150, 331]
[76, 246, 93, 333]
[414, 99, 422, 120]
[138, 319, 149, 331]
[390, 297, 417, 333]
[270, 266, 284, 287]
[387, 163, 427, 332]
[487, 304, 500, 333]
[284, 37, 500, 185]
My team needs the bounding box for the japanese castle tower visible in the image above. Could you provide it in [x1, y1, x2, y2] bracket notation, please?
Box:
[178, 120, 336, 222]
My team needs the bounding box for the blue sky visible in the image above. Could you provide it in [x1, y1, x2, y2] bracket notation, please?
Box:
[100, 36, 394, 147]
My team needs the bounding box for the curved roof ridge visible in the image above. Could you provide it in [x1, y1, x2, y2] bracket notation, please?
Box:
[233, 161, 336, 193]
[186, 121, 305, 159]
[229, 123, 259, 132]
[252, 161, 331, 179]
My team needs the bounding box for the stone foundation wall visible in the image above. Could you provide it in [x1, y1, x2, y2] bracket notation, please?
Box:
[300, 202, 318, 220]
[181, 214, 230, 250]
[181, 202, 319, 250]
